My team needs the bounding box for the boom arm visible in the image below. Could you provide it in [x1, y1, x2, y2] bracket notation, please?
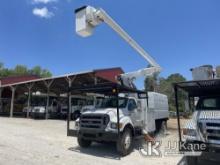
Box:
[75, 6, 161, 88]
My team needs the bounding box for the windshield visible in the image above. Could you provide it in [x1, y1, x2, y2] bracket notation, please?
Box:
[197, 97, 220, 110]
[100, 98, 128, 108]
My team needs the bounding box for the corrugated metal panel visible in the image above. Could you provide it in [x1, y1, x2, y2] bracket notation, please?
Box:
[94, 67, 124, 83]
[0, 75, 40, 86]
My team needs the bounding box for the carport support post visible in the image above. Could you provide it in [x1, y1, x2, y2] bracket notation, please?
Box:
[0, 88, 2, 112]
[44, 80, 54, 119]
[26, 83, 34, 118]
[65, 76, 76, 135]
[46, 89, 50, 119]
[116, 86, 120, 140]
[174, 85, 182, 142]
[10, 86, 16, 118]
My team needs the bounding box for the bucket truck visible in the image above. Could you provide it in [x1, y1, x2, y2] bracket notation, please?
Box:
[72, 6, 169, 156]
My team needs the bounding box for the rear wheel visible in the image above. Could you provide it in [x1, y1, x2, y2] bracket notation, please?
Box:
[77, 136, 92, 148]
[116, 128, 133, 156]
[156, 120, 167, 133]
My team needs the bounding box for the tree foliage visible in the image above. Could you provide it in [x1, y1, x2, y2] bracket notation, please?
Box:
[144, 73, 159, 91]
[145, 73, 187, 112]
[0, 62, 52, 78]
[216, 66, 220, 78]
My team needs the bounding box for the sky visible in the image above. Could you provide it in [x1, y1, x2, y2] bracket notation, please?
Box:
[0, 0, 220, 88]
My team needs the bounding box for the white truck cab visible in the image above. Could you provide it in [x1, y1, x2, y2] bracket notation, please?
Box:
[60, 95, 86, 120]
[31, 98, 59, 119]
[74, 92, 169, 155]
[182, 96, 220, 163]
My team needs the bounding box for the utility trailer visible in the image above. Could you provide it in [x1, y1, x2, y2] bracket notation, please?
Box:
[67, 83, 168, 156]
[174, 79, 220, 164]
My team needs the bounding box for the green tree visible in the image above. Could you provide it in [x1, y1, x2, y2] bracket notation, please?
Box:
[216, 66, 220, 78]
[159, 73, 186, 112]
[144, 73, 159, 91]
[13, 65, 28, 76]
[30, 66, 52, 78]
[145, 73, 187, 112]
[0, 62, 52, 78]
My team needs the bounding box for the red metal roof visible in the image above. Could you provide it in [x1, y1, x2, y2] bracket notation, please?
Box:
[0, 75, 40, 86]
[0, 67, 124, 88]
[94, 67, 124, 83]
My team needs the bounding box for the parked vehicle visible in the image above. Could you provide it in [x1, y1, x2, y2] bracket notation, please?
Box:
[81, 96, 104, 113]
[60, 95, 86, 120]
[74, 92, 169, 155]
[182, 95, 220, 164]
[71, 5, 169, 156]
[24, 95, 59, 119]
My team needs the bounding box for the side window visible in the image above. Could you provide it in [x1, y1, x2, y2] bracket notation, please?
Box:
[128, 99, 137, 111]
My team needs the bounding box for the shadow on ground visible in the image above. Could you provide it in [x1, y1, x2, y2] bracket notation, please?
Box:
[178, 153, 220, 165]
[68, 139, 144, 160]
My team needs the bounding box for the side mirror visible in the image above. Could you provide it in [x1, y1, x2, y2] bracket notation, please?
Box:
[128, 103, 137, 111]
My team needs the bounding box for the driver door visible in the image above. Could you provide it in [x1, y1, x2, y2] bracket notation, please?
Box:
[127, 99, 142, 127]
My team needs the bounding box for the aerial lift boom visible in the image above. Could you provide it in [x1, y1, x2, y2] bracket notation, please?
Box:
[75, 6, 161, 88]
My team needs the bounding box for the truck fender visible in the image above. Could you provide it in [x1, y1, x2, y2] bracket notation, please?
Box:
[120, 117, 134, 134]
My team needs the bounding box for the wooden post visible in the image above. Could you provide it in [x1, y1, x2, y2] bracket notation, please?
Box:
[10, 86, 16, 118]
[0, 88, 2, 112]
[44, 80, 54, 119]
[65, 76, 76, 136]
[26, 83, 34, 118]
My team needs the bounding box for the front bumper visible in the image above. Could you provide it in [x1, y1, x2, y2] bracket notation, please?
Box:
[31, 112, 46, 119]
[76, 129, 118, 142]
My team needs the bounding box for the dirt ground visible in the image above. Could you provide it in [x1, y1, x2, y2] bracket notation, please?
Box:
[1, 117, 205, 165]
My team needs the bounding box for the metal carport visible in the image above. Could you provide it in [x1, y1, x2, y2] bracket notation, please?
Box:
[0, 67, 124, 119]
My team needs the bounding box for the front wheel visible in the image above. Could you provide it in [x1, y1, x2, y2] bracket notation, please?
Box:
[116, 128, 133, 156]
[77, 137, 92, 148]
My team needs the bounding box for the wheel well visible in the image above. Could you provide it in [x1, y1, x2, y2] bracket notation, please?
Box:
[124, 124, 134, 136]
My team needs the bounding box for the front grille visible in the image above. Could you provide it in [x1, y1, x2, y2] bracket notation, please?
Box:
[61, 108, 68, 112]
[200, 120, 220, 144]
[34, 109, 40, 113]
[80, 114, 109, 130]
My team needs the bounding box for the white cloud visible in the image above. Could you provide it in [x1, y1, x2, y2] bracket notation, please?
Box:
[32, 7, 54, 18]
[32, 0, 58, 4]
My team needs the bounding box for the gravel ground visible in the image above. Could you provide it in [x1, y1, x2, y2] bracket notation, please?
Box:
[0, 117, 185, 165]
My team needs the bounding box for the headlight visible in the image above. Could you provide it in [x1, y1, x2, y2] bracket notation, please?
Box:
[182, 128, 197, 137]
[110, 122, 123, 129]
[75, 121, 79, 127]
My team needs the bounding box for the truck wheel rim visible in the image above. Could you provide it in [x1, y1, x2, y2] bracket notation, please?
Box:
[124, 134, 131, 149]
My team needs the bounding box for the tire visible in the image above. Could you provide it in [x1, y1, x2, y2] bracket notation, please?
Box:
[186, 156, 198, 165]
[156, 120, 167, 133]
[160, 121, 167, 134]
[116, 128, 133, 156]
[77, 136, 92, 148]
